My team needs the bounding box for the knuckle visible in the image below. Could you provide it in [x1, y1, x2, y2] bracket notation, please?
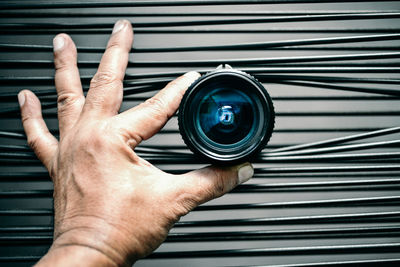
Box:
[27, 136, 40, 151]
[106, 38, 131, 54]
[55, 62, 74, 73]
[172, 190, 198, 218]
[54, 56, 77, 72]
[90, 71, 121, 89]
[107, 40, 123, 51]
[21, 113, 31, 124]
[21, 111, 39, 125]
[145, 97, 165, 111]
[198, 167, 227, 199]
[57, 92, 83, 110]
[144, 97, 169, 120]
[210, 169, 226, 197]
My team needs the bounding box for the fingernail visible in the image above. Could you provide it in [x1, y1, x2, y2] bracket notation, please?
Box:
[238, 163, 254, 184]
[53, 35, 65, 52]
[183, 71, 201, 81]
[112, 20, 126, 34]
[18, 91, 26, 107]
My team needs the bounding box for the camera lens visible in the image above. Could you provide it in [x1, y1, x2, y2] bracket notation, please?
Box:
[178, 66, 275, 163]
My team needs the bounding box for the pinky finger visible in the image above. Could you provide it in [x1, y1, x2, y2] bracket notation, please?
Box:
[18, 90, 58, 173]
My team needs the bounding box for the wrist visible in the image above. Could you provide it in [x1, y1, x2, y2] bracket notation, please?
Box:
[48, 216, 139, 267]
[35, 244, 119, 267]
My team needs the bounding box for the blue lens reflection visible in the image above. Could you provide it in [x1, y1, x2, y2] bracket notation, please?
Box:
[218, 105, 235, 126]
[197, 88, 255, 145]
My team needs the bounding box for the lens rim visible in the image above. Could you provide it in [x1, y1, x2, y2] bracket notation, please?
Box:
[178, 68, 275, 163]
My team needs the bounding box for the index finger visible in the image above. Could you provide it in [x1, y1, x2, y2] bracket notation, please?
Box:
[114, 71, 200, 146]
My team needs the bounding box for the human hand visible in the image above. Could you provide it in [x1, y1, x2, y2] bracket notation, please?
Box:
[18, 20, 253, 266]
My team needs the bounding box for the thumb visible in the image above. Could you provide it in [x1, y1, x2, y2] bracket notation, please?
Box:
[179, 163, 254, 207]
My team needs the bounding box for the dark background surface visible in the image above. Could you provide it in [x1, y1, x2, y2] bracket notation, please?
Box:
[0, 0, 400, 266]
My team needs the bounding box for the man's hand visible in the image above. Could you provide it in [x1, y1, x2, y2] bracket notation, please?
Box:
[18, 20, 253, 266]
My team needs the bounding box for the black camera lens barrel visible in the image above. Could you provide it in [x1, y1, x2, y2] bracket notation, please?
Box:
[178, 66, 275, 163]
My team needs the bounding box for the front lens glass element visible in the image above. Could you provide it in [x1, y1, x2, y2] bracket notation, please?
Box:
[197, 88, 255, 145]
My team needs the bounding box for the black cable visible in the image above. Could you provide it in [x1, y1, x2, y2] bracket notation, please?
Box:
[2, 52, 399, 67]
[265, 140, 400, 157]
[147, 243, 400, 258]
[2, 225, 400, 243]
[4, 28, 400, 34]
[0, 0, 397, 10]
[0, 10, 394, 18]
[2, 13, 400, 29]
[2, 33, 399, 53]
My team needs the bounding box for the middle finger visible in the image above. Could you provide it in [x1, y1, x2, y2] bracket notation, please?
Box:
[83, 20, 133, 118]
